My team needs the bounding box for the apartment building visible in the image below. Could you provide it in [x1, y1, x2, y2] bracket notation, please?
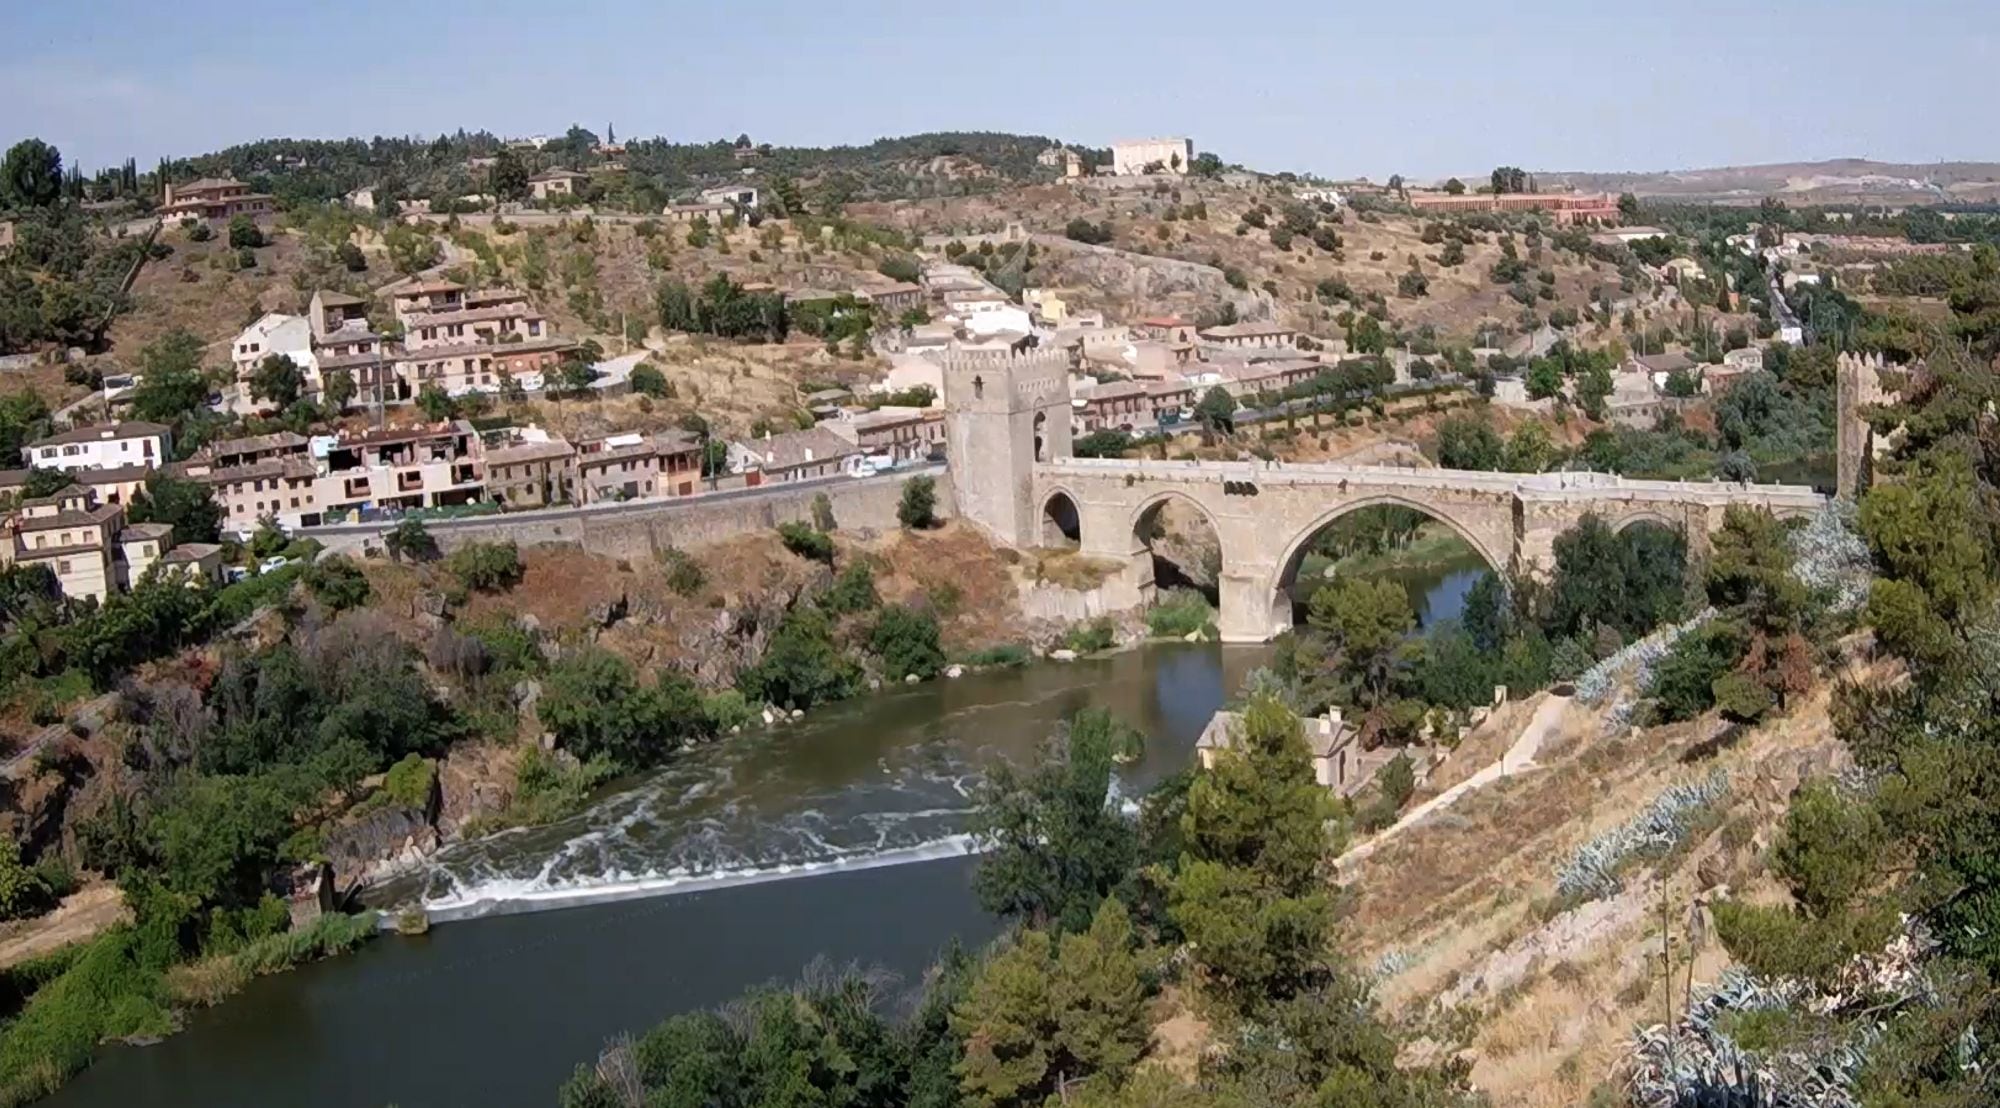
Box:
[21, 422, 172, 474]
[485, 431, 576, 509]
[574, 432, 702, 504]
[200, 457, 324, 535]
[316, 422, 484, 517]
[825, 407, 944, 464]
[0, 486, 199, 602]
[728, 427, 862, 485]
[159, 177, 275, 223]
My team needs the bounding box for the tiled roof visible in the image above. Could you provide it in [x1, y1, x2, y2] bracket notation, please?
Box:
[26, 421, 170, 448]
[736, 427, 858, 470]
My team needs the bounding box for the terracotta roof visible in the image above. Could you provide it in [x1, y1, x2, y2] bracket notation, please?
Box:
[736, 427, 858, 470]
[174, 177, 247, 193]
[207, 431, 308, 459]
[390, 279, 466, 296]
[529, 168, 588, 181]
[486, 439, 576, 466]
[1200, 321, 1296, 339]
[71, 464, 153, 486]
[198, 458, 318, 484]
[402, 303, 541, 329]
[25, 421, 170, 448]
[313, 289, 366, 307]
[118, 522, 173, 541]
[13, 503, 121, 531]
[1634, 352, 1696, 374]
[392, 337, 575, 363]
[160, 542, 222, 564]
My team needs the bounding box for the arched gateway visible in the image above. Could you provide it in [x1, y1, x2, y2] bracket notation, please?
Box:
[942, 351, 1828, 642]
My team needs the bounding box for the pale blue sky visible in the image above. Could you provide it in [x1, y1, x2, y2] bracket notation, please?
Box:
[2, 0, 1992, 180]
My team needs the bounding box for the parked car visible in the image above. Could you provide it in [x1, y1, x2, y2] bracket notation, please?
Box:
[258, 556, 291, 575]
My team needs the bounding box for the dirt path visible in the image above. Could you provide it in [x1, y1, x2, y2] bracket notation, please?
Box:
[1342, 693, 1575, 866]
[0, 884, 128, 970]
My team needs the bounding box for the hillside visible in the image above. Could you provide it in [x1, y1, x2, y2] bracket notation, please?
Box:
[1539, 157, 2000, 206]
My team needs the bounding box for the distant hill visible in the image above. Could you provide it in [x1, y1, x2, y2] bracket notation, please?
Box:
[1536, 158, 2000, 207]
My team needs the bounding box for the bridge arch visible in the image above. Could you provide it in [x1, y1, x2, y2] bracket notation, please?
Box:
[1039, 487, 1082, 547]
[1264, 493, 1511, 632]
[1131, 489, 1224, 601]
[1611, 509, 1683, 534]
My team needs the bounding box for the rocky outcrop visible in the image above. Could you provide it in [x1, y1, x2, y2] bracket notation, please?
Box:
[324, 804, 437, 887]
[436, 742, 521, 839]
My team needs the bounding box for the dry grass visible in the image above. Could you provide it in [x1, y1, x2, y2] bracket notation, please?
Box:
[1337, 674, 1858, 1106]
[1021, 549, 1122, 591]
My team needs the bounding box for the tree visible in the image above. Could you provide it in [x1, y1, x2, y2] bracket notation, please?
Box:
[971, 708, 1140, 933]
[1169, 694, 1338, 1009]
[304, 556, 371, 611]
[2, 139, 63, 208]
[1573, 362, 1613, 419]
[446, 541, 524, 593]
[384, 519, 438, 563]
[542, 649, 705, 770]
[1307, 577, 1414, 705]
[491, 147, 530, 201]
[248, 353, 304, 407]
[1489, 166, 1528, 195]
[1050, 898, 1148, 1083]
[628, 362, 669, 398]
[953, 929, 1058, 1108]
[336, 241, 367, 272]
[1443, 177, 1466, 195]
[736, 605, 858, 709]
[1194, 386, 1236, 436]
[1063, 219, 1112, 246]
[384, 224, 441, 274]
[1503, 422, 1559, 472]
[131, 329, 210, 424]
[1435, 414, 1503, 470]
[1524, 358, 1564, 401]
[415, 384, 457, 421]
[227, 215, 264, 250]
[899, 475, 938, 529]
[127, 472, 222, 544]
[1617, 191, 1640, 218]
[871, 605, 944, 681]
[322, 367, 357, 410]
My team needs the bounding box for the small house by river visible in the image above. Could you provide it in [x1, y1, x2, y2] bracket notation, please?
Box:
[1196, 706, 1404, 797]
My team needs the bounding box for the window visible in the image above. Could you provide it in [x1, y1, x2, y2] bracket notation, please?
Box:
[58, 560, 71, 574]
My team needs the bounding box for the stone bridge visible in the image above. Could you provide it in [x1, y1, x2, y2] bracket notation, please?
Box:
[1034, 459, 1826, 641]
[938, 347, 1829, 642]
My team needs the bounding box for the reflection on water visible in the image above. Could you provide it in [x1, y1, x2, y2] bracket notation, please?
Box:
[54, 644, 1267, 1108]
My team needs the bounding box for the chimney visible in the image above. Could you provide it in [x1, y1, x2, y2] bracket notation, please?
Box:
[1326, 706, 1343, 731]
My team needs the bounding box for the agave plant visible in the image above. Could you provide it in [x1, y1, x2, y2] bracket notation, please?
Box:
[1554, 769, 1729, 902]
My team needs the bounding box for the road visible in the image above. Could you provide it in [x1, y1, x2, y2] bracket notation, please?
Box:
[298, 463, 944, 540]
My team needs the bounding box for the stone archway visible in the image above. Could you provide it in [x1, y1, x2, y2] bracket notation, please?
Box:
[1130, 490, 1224, 605]
[1263, 494, 1511, 633]
[1040, 489, 1081, 548]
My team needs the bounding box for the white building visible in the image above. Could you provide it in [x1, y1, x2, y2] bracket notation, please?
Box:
[697, 183, 759, 209]
[232, 311, 319, 382]
[21, 421, 172, 474]
[1111, 137, 1194, 176]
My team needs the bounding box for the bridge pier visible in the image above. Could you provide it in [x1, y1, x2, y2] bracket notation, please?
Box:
[1217, 572, 1285, 643]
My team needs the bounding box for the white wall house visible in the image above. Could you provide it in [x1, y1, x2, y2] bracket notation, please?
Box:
[22, 421, 173, 473]
[697, 184, 759, 209]
[232, 312, 320, 386]
[1110, 137, 1194, 176]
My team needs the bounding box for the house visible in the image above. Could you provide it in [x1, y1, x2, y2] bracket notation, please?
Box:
[344, 187, 377, 211]
[528, 168, 588, 200]
[232, 312, 318, 388]
[1197, 707, 1397, 797]
[1293, 186, 1346, 206]
[309, 289, 373, 339]
[387, 278, 468, 322]
[1134, 316, 1200, 345]
[1073, 381, 1154, 434]
[402, 298, 550, 351]
[1218, 357, 1322, 399]
[697, 184, 759, 209]
[825, 407, 944, 465]
[663, 201, 732, 224]
[0, 485, 183, 603]
[69, 464, 152, 508]
[1607, 370, 1668, 429]
[200, 431, 310, 470]
[1591, 225, 1669, 246]
[1659, 257, 1706, 285]
[855, 282, 924, 315]
[193, 456, 324, 535]
[315, 422, 485, 518]
[1722, 346, 1765, 373]
[22, 422, 172, 473]
[157, 542, 225, 585]
[728, 427, 862, 485]
[159, 177, 275, 223]
[1627, 351, 1696, 379]
[574, 431, 703, 503]
[1022, 288, 1068, 325]
[392, 337, 574, 397]
[1110, 138, 1194, 176]
[483, 429, 576, 509]
[1199, 321, 1298, 350]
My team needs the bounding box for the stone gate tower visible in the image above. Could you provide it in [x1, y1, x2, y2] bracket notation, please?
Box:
[1835, 351, 1886, 500]
[941, 347, 1072, 546]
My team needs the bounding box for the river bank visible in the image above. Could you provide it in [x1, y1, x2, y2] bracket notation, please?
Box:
[48, 641, 1270, 1108]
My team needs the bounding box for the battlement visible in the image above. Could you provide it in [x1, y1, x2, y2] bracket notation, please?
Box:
[940, 346, 1070, 412]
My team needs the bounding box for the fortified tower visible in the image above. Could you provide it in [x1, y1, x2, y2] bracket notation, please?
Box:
[1835, 351, 1886, 500]
[941, 347, 1072, 547]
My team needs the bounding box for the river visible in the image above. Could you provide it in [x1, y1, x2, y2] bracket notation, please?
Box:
[52, 566, 1479, 1108]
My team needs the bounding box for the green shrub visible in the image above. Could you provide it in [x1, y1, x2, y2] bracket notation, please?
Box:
[629, 363, 670, 398]
[1063, 618, 1116, 654]
[961, 644, 1031, 668]
[700, 690, 756, 732]
[776, 521, 834, 564]
[1145, 588, 1215, 638]
[1650, 622, 1744, 721]
[811, 491, 837, 531]
[446, 541, 524, 593]
[382, 754, 436, 810]
[0, 929, 169, 1104]
[493, 747, 617, 830]
[870, 605, 944, 681]
[303, 555, 371, 611]
[897, 476, 938, 529]
[657, 547, 705, 597]
[822, 562, 879, 615]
